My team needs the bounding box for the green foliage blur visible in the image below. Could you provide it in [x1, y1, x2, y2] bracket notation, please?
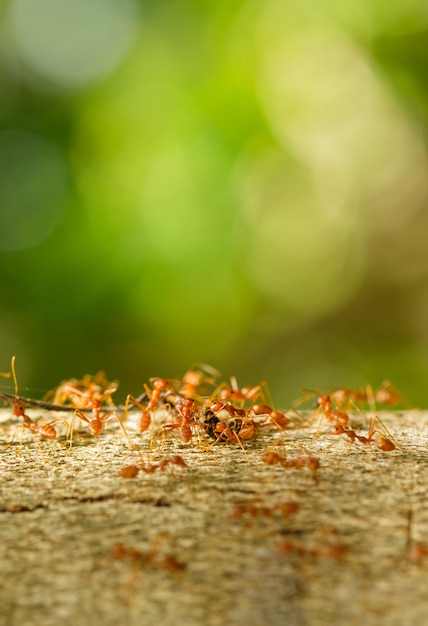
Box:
[1, 0, 428, 407]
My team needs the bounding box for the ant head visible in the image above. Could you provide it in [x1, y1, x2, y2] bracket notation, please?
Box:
[210, 401, 224, 413]
[315, 394, 329, 408]
[182, 370, 202, 385]
[13, 400, 26, 417]
[152, 378, 169, 390]
[179, 397, 194, 409]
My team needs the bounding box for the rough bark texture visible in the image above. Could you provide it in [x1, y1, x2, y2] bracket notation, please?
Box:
[0, 408, 427, 626]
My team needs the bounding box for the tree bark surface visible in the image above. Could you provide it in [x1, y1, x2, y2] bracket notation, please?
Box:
[0, 408, 427, 626]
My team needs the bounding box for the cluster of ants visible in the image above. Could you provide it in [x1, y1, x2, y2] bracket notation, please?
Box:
[0, 358, 403, 468]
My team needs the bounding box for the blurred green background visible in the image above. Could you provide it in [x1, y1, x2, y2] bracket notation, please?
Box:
[1, 0, 427, 407]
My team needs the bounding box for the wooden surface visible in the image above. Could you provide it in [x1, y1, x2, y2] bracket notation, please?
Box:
[1, 408, 428, 626]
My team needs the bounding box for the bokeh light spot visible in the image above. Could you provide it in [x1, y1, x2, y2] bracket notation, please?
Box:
[8, 0, 139, 88]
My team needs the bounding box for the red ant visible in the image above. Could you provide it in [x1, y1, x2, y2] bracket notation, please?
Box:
[213, 376, 269, 408]
[68, 406, 130, 447]
[157, 398, 199, 444]
[125, 378, 174, 433]
[296, 389, 350, 428]
[48, 371, 118, 410]
[119, 465, 140, 479]
[178, 363, 219, 400]
[4, 357, 68, 457]
[174, 397, 196, 443]
[124, 394, 151, 433]
[119, 455, 188, 477]
[331, 380, 408, 408]
[106, 378, 174, 439]
[277, 538, 347, 560]
[408, 542, 428, 561]
[146, 378, 174, 412]
[313, 394, 350, 427]
[261, 448, 320, 473]
[112, 543, 185, 571]
[250, 404, 291, 429]
[230, 500, 300, 518]
[329, 415, 397, 452]
[371, 380, 409, 407]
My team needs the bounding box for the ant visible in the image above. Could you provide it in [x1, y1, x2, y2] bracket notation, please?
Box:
[124, 394, 152, 433]
[261, 448, 320, 473]
[329, 415, 397, 452]
[156, 398, 199, 444]
[142, 454, 188, 473]
[173, 397, 197, 443]
[277, 538, 348, 560]
[230, 500, 300, 518]
[125, 378, 175, 434]
[119, 464, 140, 479]
[48, 371, 118, 410]
[145, 378, 174, 412]
[68, 406, 130, 447]
[213, 376, 269, 408]
[296, 389, 350, 428]
[178, 363, 219, 400]
[371, 379, 409, 408]
[250, 404, 291, 429]
[119, 455, 187, 477]
[334, 380, 408, 408]
[5, 357, 68, 454]
[313, 394, 350, 427]
[112, 543, 185, 572]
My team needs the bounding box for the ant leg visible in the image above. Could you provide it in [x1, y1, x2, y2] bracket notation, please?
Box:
[105, 410, 132, 448]
[7, 423, 47, 463]
[67, 409, 89, 449]
[365, 384, 376, 413]
[368, 415, 399, 452]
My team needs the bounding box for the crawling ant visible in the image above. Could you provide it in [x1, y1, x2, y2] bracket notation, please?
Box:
[48, 371, 118, 410]
[124, 378, 174, 434]
[408, 542, 428, 561]
[155, 454, 188, 472]
[146, 378, 174, 412]
[230, 500, 300, 518]
[124, 394, 152, 433]
[329, 415, 397, 452]
[159, 455, 186, 473]
[174, 397, 197, 443]
[158, 398, 199, 444]
[330, 380, 408, 409]
[250, 404, 291, 429]
[296, 389, 350, 429]
[3, 357, 68, 458]
[213, 375, 269, 409]
[119, 455, 188, 477]
[7, 356, 29, 422]
[261, 448, 320, 474]
[313, 394, 350, 427]
[119, 465, 140, 479]
[9, 357, 66, 439]
[371, 379, 410, 408]
[68, 406, 130, 448]
[178, 363, 219, 400]
[112, 543, 185, 571]
[277, 538, 348, 560]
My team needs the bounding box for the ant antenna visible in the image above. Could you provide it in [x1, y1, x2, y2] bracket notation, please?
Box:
[11, 356, 19, 396]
